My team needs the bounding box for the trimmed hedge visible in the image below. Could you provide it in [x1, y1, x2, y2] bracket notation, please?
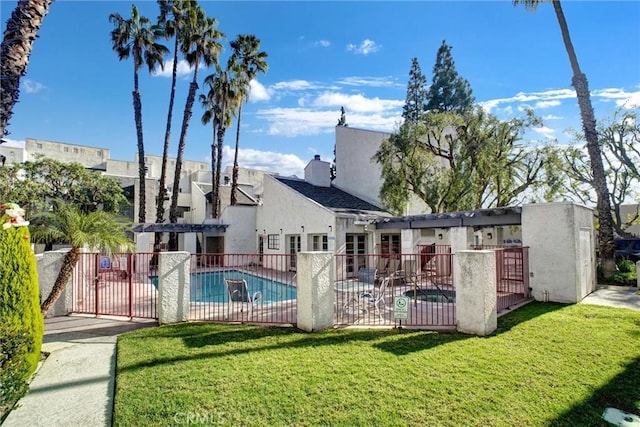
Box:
[0, 210, 44, 418]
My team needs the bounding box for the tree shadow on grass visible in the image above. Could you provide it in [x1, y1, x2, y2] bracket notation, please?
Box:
[550, 356, 640, 426]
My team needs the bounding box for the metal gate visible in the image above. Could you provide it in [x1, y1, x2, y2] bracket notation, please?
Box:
[71, 252, 158, 319]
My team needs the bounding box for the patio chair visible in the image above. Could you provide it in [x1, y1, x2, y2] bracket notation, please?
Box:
[225, 278, 262, 320]
[358, 267, 378, 285]
[359, 275, 392, 320]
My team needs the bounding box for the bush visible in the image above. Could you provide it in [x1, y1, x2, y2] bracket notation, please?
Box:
[0, 204, 44, 418]
[617, 259, 635, 273]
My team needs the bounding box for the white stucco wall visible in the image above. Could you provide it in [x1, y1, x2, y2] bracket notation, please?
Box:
[221, 206, 258, 254]
[333, 126, 388, 209]
[257, 176, 336, 255]
[522, 202, 596, 303]
[0, 141, 26, 165]
[158, 251, 190, 324]
[26, 138, 109, 169]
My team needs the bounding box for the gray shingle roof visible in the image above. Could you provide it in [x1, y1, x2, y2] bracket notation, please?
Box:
[275, 176, 385, 214]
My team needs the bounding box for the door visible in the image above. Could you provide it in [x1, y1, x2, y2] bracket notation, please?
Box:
[288, 235, 301, 271]
[346, 234, 367, 276]
[258, 235, 264, 266]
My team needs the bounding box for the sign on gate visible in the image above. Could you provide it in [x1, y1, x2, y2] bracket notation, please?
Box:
[393, 296, 409, 320]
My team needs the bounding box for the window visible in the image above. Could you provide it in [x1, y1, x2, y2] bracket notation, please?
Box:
[97, 150, 103, 157]
[73, 147, 78, 154]
[64, 147, 69, 152]
[268, 234, 279, 250]
[311, 234, 328, 251]
[36, 143, 42, 149]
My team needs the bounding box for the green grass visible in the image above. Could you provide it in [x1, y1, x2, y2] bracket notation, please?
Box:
[114, 303, 640, 426]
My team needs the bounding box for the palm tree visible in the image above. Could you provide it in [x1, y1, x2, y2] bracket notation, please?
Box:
[514, 0, 617, 276]
[228, 34, 268, 206]
[155, 1, 192, 229]
[0, 0, 54, 139]
[109, 5, 168, 224]
[168, 5, 223, 249]
[31, 202, 134, 316]
[200, 67, 239, 218]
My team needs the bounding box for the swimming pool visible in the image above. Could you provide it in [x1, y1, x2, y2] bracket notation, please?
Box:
[403, 288, 455, 303]
[151, 270, 296, 304]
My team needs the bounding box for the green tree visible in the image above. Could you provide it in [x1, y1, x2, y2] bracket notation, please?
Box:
[426, 40, 474, 115]
[514, 0, 617, 276]
[168, 5, 223, 249]
[0, 157, 128, 216]
[31, 202, 134, 316]
[402, 57, 428, 123]
[109, 5, 168, 224]
[0, 203, 43, 415]
[562, 109, 640, 237]
[200, 66, 240, 218]
[0, 0, 54, 139]
[228, 34, 268, 206]
[375, 109, 560, 214]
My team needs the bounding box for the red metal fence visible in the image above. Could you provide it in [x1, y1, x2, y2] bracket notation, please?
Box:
[71, 252, 157, 319]
[188, 253, 296, 325]
[494, 247, 530, 312]
[334, 253, 456, 327]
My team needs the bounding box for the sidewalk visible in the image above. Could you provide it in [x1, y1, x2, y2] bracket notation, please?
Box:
[2, 316, 156, 427]
[580, 285, 640, 312]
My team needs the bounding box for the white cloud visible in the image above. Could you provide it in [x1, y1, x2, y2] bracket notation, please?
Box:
[313, 92, 403, 113]
[271, 80, 315, 91]
[346, 39, 381, 55]
[542, 114, 563, 121]
[249, 80, 270, 102]
[535, 100, 561, 109]
[532, 126, 556, 139]
[21, 79, 45, 94]
[152, 59, 193, 78]
[337, 76, 401, 88]
[314, 40, 330, 48]
[221, 145, 306, 177]
[614, 91, 640, 108]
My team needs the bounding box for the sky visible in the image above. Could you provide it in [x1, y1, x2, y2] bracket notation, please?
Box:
[1, 0, 639, 177]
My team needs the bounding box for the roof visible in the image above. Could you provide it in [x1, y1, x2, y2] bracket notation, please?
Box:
[133, 223, 228, 233]
[374, 207, 522, 229]
[275, 176, 385, 215]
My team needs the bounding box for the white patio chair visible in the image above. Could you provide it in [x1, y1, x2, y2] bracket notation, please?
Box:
[225, 278, 262, 320]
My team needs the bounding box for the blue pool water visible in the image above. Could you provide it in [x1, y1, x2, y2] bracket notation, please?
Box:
[150, 270, 296, 304]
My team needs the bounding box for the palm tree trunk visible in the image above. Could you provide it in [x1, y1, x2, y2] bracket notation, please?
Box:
[169, 63, 199, 250]
[214, 125, 226, 217]
[552, 0, 616, 276]
[133, 66, 146, 224]
[41, 247, 80, 316]
[231, 102, 243, 206]
[155, 35, 180, 249]
[0, 0, 54, 138]
[210, 121, 218, 218]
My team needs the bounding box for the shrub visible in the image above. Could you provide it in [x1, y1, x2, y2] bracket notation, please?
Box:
[617, 259, 635, 274]
[0, 203, 44, 417]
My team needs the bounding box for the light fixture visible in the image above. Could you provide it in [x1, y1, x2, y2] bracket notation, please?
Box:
[328, 225, 332, 232]
[301, 225, 304, 232]
[438, 233, 443, 240]
[280, 228, 283, 234]
[487, 232, 493, 240]
[263, 229, 266, 235]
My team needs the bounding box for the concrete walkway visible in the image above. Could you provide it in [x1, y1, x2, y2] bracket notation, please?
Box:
[3, 316, 156, 427]
[581, 285, 640, 312]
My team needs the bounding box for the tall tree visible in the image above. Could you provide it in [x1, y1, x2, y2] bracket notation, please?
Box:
[155, 0, 192, 231]
[168, 5, 223, 249]
[228, 34, 268, 206]
[200, 66, 239, 218]
[31, 202, 134, 316]
[514, 0, 617, 276]
[0, 0, 54, 139]
[402, 57, 428, 123]
[375, 109, 562, 214]
[426, 40, 474, 115]
[109, 5, 168, 223]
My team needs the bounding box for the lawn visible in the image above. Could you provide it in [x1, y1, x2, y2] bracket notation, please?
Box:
[114, 303, 640, 426]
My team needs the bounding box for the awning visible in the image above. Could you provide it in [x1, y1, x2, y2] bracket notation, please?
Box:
[133, 223, 229, 233]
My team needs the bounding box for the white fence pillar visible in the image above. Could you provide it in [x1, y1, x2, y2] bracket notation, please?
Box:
[455, 250, 497, 336]
[450, 227, 474, 254]
[296, 252, 334, 332]
[158, 251, 190, 324]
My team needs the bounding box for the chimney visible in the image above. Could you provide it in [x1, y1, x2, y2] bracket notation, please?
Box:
[304, 155, 331, 187]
